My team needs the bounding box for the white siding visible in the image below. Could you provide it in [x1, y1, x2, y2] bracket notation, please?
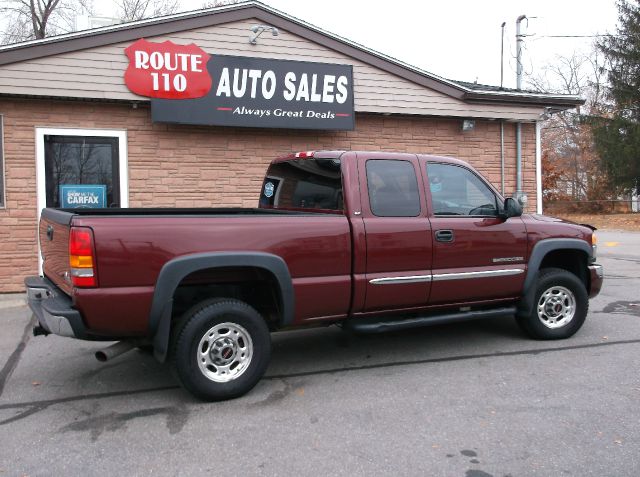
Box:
[0, 18, 543, 120]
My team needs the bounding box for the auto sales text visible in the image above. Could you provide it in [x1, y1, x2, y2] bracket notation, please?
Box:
[215, 68, 349, 104]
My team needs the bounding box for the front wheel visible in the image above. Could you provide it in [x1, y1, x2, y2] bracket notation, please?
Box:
[517, 268, 589, 340]
[173, 298, 271, 401]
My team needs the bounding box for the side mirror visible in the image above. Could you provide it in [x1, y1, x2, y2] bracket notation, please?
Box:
[501, 197, 522, 219]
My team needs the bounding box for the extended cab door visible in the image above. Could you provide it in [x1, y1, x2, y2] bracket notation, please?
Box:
[359, 153, 433, 312]
[420, 158, 527, 305]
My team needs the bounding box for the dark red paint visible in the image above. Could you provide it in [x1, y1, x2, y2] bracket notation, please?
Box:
[38, 152, 601, 338]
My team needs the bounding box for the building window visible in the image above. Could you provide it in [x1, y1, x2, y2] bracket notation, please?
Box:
[36, 128, 128, 214]
[44, 135, 121, 208]
[0, 115, 4, 208]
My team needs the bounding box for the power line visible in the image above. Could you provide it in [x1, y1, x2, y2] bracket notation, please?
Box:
[536, 34, 620, 39]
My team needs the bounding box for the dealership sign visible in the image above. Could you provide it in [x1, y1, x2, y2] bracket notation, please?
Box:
[124, 39, 212, 99]
[124, 39, 354, 130]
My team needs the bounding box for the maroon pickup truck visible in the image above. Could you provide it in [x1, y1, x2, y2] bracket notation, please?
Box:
[26, 151, 603, 401]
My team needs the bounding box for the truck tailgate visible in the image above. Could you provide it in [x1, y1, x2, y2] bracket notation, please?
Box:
[39, 209, 74, 296]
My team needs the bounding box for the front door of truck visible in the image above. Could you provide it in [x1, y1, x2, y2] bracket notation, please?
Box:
[421, 159, 527, 305]
[360, 154, 433, 312]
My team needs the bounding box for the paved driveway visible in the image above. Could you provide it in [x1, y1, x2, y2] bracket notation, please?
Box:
[0, 230, 639, 476]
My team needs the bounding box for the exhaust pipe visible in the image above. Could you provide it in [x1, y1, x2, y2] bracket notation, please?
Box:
[95, 341, 135, 362]
[33, 325, 50, 337]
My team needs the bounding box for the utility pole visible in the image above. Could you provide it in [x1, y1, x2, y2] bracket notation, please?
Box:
[515, 14, 527, 205]
[516, 15, 527, 90]
[500, 22, 506, 89]
[500, 22, 506, 195]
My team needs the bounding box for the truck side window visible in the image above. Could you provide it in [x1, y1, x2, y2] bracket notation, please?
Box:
[426, 163, 498, 216]
[366, 160, 421, 217]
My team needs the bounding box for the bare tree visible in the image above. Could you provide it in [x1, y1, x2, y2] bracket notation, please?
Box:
[201, 1, 242, 7]
[0, 0, 93, 44]
[115, 0, 181, 22]
[527, 49, 616, 211]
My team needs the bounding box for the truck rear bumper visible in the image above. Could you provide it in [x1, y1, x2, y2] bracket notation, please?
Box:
[588, 264, 604, 298]
[25, 276, 87, 339]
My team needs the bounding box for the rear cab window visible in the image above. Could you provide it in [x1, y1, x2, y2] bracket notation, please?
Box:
[260, 158, 343, 213]
[366, 159, 421, 217]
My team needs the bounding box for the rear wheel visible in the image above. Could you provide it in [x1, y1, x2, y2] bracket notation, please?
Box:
[517, 267, 589, 340]
[173, 298, 271, 401]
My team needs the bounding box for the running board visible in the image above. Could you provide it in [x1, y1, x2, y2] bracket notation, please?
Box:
[344, 306, 517, 333]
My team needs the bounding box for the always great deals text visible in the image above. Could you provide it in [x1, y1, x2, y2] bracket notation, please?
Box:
[230, 106, 339, 119]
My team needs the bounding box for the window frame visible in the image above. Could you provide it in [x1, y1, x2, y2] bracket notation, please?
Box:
[36, 127, 129, 215]
[0, 115, 5, 209]
[425, 161, 502, 218]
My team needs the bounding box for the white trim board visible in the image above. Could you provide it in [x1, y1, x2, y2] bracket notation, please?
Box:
[535, 121, 542, 214]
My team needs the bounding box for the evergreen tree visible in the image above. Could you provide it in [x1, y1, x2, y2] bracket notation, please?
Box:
[594, 0, 640, 195]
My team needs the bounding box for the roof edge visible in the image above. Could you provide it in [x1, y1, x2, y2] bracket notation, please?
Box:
[0, 0, 582, 108]
[464, 90, 585, 110]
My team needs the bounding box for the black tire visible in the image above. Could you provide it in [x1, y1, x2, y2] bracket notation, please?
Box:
[173, 298, 271, 401]
[517, 267, 589, 340]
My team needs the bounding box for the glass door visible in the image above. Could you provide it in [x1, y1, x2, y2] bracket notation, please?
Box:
[44, 135, 121, 208]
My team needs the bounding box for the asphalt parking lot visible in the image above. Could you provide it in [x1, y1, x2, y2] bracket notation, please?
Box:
[0, 230, 639, 477]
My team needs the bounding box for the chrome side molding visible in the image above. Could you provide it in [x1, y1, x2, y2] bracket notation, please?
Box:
[370, 269, 524, 285]
[431, 269, 524, 281]
[369, 275, 432, 285]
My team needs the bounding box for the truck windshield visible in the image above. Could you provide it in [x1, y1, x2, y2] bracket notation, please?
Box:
[260, 159, 343, 213]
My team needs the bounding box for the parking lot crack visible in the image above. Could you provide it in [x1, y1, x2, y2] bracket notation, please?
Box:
[59, 406, 191, 441]
[0, 315, 34, 398]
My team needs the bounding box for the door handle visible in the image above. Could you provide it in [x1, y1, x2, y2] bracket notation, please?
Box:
[435, 229, 454, 242]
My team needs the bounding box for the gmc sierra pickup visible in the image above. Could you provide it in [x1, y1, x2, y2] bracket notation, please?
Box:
[26, 151, 604, 401]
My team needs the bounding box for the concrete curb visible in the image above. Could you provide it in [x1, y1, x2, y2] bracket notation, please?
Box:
[0, 293, 26, 310]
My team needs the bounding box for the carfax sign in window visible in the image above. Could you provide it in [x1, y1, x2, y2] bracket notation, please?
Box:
[59, 185, 106, 208]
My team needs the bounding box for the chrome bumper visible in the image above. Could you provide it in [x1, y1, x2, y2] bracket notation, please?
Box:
[25, 276, 84, 338]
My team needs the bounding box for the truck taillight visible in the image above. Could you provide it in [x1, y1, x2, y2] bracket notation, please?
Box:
[69, 227, 97, 287]
[295, 151, 315, 158]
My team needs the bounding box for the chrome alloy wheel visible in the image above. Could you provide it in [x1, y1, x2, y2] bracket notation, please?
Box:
[197, 322, 253, 383]
[537, 285, 576, 329]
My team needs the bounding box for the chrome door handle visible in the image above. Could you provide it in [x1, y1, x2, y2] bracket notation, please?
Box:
[435, 229, 454, 242]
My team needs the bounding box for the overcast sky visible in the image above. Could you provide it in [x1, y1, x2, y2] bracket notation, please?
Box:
[103, 0, 619, 90]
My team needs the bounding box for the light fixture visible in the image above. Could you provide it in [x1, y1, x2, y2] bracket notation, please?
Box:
[249, 24, 279, 44]
[462, 119, 475, 132]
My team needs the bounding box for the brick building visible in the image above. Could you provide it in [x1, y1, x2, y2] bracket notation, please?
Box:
[0, 2, 581, 293]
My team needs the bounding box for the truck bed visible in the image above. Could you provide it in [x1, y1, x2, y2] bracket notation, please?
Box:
[39, 207, 352, 335]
